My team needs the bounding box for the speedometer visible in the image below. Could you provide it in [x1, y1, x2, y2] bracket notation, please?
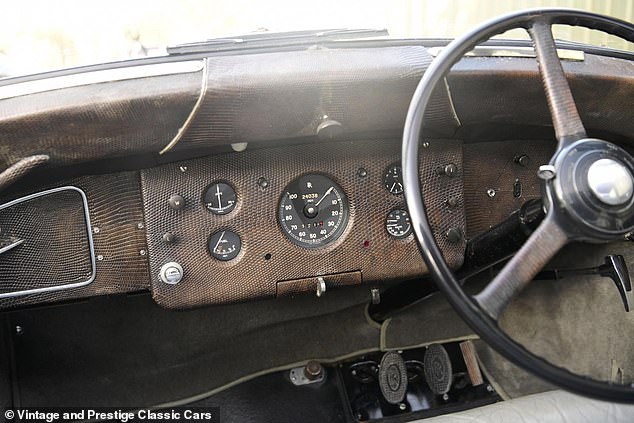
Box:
[279, 174, 349, 249]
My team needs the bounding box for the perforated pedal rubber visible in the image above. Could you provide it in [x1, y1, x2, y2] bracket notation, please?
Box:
[424, 344, 453, 395]
[379, 351, 408, 404]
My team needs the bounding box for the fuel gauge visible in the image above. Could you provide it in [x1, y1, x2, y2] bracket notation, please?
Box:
[386, 209, 412, 239]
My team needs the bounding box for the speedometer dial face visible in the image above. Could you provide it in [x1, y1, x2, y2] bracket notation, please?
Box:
[279, 174, 349, 249]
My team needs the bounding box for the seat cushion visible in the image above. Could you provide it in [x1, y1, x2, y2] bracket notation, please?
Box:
[416, 390, 634, 423]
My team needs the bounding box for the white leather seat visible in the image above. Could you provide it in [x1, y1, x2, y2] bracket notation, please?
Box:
[415, 390, 634, 423]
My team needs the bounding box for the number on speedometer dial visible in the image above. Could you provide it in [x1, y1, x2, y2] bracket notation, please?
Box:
[279, 174, 349, 249]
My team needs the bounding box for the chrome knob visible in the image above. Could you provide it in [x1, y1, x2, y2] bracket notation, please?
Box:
[316, 277, 326, 297]
[587, 158, 634, 206]
[159, 262, 184, 285]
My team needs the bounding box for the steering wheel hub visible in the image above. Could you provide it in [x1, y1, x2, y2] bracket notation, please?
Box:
[550, 138, 634, 240]
[587, 158, 634, 206]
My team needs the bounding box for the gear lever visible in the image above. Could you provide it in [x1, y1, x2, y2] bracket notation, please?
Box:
[536, 255, 632, 312]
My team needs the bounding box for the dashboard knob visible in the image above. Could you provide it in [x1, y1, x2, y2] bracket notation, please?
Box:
[159, 262, 184, 285]
[436, 163, 457, 177]
[316, 119, 344, 140]
[316, 277, 326, 297]
[168, 194, 185, 210]
[162, 232, 176, 244]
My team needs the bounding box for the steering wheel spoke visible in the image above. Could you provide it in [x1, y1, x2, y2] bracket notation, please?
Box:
[474, 214, 568, 320]
[528, 20, 587, 149]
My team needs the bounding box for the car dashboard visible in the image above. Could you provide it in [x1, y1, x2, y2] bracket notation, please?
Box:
[0, 41, 631, 310]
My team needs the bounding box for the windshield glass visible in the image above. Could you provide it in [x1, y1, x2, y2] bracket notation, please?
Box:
[1, 0, 632, 77]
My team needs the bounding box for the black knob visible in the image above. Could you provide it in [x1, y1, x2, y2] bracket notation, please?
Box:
[436, 163, 457, 177]
[446, 196, 459, 208]
[304, 360, 323, 381]
[162, 232, 176, 244]
[168, 194, 185, 210]
[446, 228, 462, 244]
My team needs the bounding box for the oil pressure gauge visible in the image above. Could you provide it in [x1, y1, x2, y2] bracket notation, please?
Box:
[386, 209, 412, 239]
[208, 230, 241, 261]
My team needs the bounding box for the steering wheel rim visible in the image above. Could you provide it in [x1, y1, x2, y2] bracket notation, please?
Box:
[402, 8, 634, 402]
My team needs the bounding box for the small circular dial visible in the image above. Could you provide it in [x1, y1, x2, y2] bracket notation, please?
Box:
[384, 164, 404, 195]
[279, 174, 349, 249]
[386, 209, 412, 239]
[208, 230, 241, 261]
[203, 182, 237, 215]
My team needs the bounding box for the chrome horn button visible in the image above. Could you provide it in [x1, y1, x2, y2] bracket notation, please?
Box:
[587, 158, 634, 206]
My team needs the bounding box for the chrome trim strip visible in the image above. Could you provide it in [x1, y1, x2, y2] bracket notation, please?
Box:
[0, 238, 24, 255]
[428, 46, 585, 61]
[0, 60, 204, 100]
[159, 58, 209, 154]
[441, 77, 461, 127]
[0, 186, 96, 298]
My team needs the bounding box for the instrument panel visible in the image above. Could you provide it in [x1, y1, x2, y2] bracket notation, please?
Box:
[0, 138, 554, 311]
[140, 139, 466, 309]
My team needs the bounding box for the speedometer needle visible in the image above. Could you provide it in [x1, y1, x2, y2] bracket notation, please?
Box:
[315, 186, 334, 206]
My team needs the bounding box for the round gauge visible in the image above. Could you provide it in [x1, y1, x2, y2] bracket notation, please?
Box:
[208, 230, 241, 261]
[203, 182, 237, 215]
[279, 174, 349, 249]
[386, 209, 412, 239]
[384, 163, 404, 195]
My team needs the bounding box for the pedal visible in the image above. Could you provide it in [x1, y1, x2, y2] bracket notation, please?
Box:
[459, 340, 483, 386]
[378, 351, 408, 404]
[424, 344, 452, 395]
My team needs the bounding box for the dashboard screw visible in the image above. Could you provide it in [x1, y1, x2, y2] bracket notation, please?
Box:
[399, 403, 407, 411]
[137, 222, 144, 229]
[93, 227, 100, 234]
[97, 255, 104, 261]
[179, 166, 188, 173]
[15, 326, 23, 335]
[422, 141, 430, 148]
[139, 249, 147, 256]
[486, 188, 496, 198]
[357, 168, 368, 178]
[446, 196, 459, 208]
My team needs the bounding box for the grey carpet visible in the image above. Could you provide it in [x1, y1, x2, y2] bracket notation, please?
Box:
[477, 241, 634, 398]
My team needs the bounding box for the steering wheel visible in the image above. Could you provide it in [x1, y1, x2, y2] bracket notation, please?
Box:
[402, 8, 634, 402]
